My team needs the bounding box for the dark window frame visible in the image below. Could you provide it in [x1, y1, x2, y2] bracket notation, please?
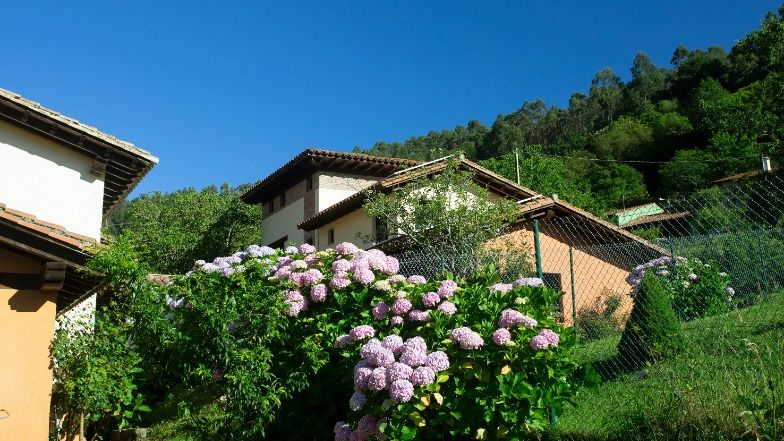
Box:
[328, 228, 335, 244]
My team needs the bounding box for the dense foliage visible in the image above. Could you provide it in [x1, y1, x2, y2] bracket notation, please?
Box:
[357, 6, 784, 210]
[56, 238, 596, 440]
[106, 184, 260, 274]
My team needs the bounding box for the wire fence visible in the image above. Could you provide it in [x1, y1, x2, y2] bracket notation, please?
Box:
[392, 171, 784, 439]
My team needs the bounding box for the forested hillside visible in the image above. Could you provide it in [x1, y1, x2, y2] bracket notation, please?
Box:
[357, 6, 784, 214]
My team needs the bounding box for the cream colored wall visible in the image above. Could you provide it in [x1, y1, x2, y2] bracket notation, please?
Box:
[316, 208, 375, 250]
[0, 120, 104, 239]
[262, 197, 305, 246]
[0, 250, 57, 441]
[315, 172, 377, 211]
[492, 226, 634, 327]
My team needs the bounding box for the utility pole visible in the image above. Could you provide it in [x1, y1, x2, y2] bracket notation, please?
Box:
[514, 147, 521, 185]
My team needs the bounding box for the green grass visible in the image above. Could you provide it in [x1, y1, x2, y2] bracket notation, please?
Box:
[555, 292, 784, 441]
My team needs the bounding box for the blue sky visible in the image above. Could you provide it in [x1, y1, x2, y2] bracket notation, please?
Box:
[2, 1, 780, 196]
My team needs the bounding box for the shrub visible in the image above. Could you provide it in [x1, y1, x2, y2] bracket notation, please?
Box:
[78, 239, 598, 440]
[627, 255, 734, 320]
[617, 273, 684, 369]
[576, 292, 623, 342]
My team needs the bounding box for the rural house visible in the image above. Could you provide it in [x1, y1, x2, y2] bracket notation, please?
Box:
[0, 88, 157, 440]
[243, 149, 664, 325]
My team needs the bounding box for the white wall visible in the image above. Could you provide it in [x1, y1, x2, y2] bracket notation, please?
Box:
[0, 120, 104, 239]
[317, 208, 375, 250]
[316, 172, 377, 211]
[262, 197, 305, 246]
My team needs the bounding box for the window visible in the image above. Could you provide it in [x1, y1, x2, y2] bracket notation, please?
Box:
[269, 199, 275, 214]
[280, 192, 286, 207]
[306, 176, 313, 191]
[269, 236, 287, 249]
[328, 228, 335, 244]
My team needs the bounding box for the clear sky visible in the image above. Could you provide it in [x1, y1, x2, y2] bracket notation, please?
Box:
[2, 1, 780, 196]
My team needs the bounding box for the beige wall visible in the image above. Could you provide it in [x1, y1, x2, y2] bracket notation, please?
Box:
[316, 172, 377, 212]
[316, 208, 375, 250]
[0, 119, 104, 239]
[493, 226, 634, 326]
[0, 249, 57, 441]
[262, 196, 305, 246]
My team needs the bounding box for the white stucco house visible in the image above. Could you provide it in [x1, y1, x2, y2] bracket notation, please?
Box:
[0, 88, 157, 440]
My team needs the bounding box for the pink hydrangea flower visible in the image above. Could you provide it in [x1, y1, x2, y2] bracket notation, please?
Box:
[387, 274, 407, 284]
[408, 309, 431, 322]
[349, 391, 366, 411]
[425, 351, 450, 372]
[422, 291, 440, 307]
[530, 335, 550, 351]
[332, 259, 352, 272]
[492, 328, 512, 346]
[490, 283, 514, 294]
[381, 335, 404, 354]
[498, 309, 537, 329]
[335, 242, 359, 255]
[290, 259, 308, 270]
[274, 266, 292, 280]
[350, 325, 375, 341]
[310, 284, 327, 302]
[514, 277, 543, 287]
[391, 298, 412, 315]
[367, 367, 388, 391]
[395, 290, 409, 299]
[353, 268, 376, 285]
[450, 327, 484, 350]
[403, 336, 427, 353]
[437, 280, 458, 298]
[301, 268, 324, 286]
[334, 422, 352, 441]
[354, 366, 373, 390]
[399, 348, 427, 367]
[364, 345, 395, 367]
[373, 280, 393, 292]
[372, 301, 390, 319]
[330, 276, 352, 289]
[386, 362, 414, 383]
[539, 329, 560, 347]
[334, 334, 352, 348]
[360, 339, 382, 358]
[390, 316, 404, 326]
[406, 275, 427, 284]
[389, 379, 414, 403]
[437, 301, 457, 315]
[410, 366, 436, 385]
[303, 254, 318, 265]
[383, 256, 400, 275]
[298, 243, 316, 254]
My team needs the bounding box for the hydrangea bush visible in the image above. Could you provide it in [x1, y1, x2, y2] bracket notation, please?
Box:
[627, 255, 734, 320]
[158, 241, 594, 440]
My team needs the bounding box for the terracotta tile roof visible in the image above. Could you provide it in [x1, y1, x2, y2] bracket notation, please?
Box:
[241, 148, 419, 204]
[297, 157, 540, 231]
[0, 202, 97, 250]
[713, 169, 762, 184]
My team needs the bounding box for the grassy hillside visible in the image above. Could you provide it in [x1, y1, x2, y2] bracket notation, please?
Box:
[555, 292, 784, 440]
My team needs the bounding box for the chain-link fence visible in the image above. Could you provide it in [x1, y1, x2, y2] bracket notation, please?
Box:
[391, 172, 784, 440]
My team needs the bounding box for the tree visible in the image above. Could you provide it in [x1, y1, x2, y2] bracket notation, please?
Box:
[110, 185, 260, 274]
[589, 68, 625, 125]
[626, 52, 668, 112]
[659, 149, 718, 195]
[593, 116, 654, 160]
[362, 159, 519, 272]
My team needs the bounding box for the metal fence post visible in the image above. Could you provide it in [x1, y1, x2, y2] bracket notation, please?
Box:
[757, 230, 770, 293]
[569, 245, 577, 327]
[533, 219, 543, 279]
